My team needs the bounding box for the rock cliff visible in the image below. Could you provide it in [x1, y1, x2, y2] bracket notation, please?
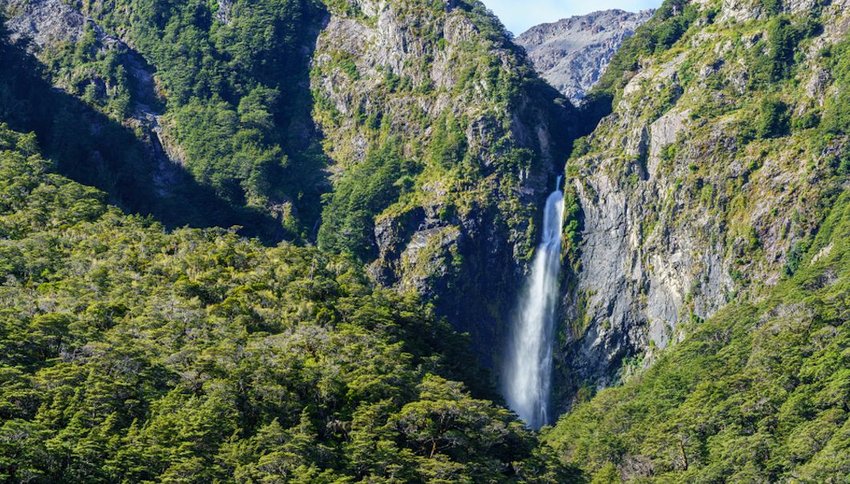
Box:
[2, 0, 578, 373]
[554, 0, 850, 410]
[3, 0, 169, 173]
[312, 0, 575, 369]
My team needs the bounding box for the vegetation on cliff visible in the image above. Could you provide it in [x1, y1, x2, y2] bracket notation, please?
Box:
[46, 0, 329, 238]
[2, 0, 575, 371]
[2, 0, 850, 481]
[547, 0, 850, 480]
[547, 191, 850, 481]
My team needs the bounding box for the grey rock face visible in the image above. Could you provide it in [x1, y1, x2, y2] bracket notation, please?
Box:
[515, 9, 654, 104]
[557, 64, 726, 403]
[3, 0, 89, 49]
[552, 0, 850, 412]
[312, 1, 575, 370]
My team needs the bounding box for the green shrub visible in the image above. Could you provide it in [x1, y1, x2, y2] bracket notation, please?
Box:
[562, 186, 584, 265]
[821, 41, 850, 134]
[756, 98, 790, 139]
[750, 15, 821, 87]
[318, 139, 419, 260]
[428, 113, 468, 169]
[792, 111, 821, 131]
[760, 0, 783, 16]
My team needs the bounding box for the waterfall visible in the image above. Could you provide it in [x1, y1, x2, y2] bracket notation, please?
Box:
[503, 176, 565, 429]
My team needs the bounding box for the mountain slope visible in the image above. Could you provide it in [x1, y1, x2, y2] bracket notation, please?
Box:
[516, 9, 654, 104]
[5, 0, 850, 480]
[541, 0, 850, 478]
[550, 0, 850, 408]
[0, 0, 306, 241]
[1, 0, 576, 371]
[311, 0, 574, 368]
[0, 120, 576, 482]
[547, 180, 850, 482]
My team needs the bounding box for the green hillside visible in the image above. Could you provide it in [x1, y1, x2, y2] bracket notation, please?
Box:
[1, 0, 850, 481]
[0, 122, 574, 481]
[546, 0, 850, 480]
[547, 194, 850, 480]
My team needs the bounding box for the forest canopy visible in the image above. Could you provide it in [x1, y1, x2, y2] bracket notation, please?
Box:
[0, 123, 574, 482]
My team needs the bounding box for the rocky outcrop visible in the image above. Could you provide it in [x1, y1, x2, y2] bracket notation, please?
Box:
[2, 0, 111, 50]
[553, 0, 850, 410]
[311, 0, 575, 369]
[516, 9, 654, 104]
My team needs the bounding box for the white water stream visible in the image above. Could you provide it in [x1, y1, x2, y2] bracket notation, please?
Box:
[503, 177, 565, 429]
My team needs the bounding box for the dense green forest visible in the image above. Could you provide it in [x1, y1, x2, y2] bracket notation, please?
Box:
[2, 0, 850, 481]
[62, 0, 330, 238]
[0, 122, 574, 481]
[0, 6, 289, 242]
[0, 3, 577, 481]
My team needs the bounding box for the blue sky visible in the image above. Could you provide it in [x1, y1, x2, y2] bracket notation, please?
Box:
[482, 0, 661, 35]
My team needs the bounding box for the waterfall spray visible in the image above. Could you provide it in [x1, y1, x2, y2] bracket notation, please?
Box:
[503, 176, 565, 429]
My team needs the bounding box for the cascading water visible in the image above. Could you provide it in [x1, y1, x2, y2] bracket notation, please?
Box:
[503, 176, 565, 429]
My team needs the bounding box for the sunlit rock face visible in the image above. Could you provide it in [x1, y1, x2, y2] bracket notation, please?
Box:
[516, 9, 654, 104]
[548, 0, 850, 415]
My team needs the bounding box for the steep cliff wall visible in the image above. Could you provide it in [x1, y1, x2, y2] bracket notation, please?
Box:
[2, 0, 577, 371]
[556, 0, 850, 409]
[311, 0, 575, 368]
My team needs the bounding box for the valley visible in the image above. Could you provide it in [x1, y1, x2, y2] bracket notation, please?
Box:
[1, 0, 849, 481]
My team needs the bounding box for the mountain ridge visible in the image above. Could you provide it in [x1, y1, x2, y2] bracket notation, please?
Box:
[1, 0, 577, 374]
[516, 8, 655, 103]
[507, 0, 850, 479]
